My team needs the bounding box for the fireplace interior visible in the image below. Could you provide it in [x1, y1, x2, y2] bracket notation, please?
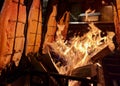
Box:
[0, 0, 120, 86]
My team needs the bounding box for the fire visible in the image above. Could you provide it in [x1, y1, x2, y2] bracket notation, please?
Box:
[48, 22, 115, 75]
[47, 9, 115, 75]
[85, 8, 95, 21]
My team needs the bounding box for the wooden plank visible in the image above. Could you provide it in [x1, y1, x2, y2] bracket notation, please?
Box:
[42, 5, 57, 54]
[0, 0, 26, 70]
[116, 0, 120, 9]
[91, 46, 112, 63]
[71, 64, 97, 78]
[118, 10, 120, 20]
[25, 0, 42, 55]
[114, 5, 120, 50]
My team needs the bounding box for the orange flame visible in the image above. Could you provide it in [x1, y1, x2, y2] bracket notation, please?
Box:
[47, 9, 115, 75]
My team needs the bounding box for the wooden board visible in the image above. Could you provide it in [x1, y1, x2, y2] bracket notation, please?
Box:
[0, 0, 26, 70]
[114, 3, 120, 50]
[42, 5, 57, 54]
[71, 64, 97, 78]
[25, 0, 42, 55]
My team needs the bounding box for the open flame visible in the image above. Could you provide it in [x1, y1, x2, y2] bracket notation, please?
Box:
[47, 9, 115, 75]
[85, 8, 95, 21]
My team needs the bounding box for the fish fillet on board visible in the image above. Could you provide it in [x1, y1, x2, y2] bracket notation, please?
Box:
[25, 0, 42, 56]
[0, 0, 26, 70]
[42, 5, 57, 54]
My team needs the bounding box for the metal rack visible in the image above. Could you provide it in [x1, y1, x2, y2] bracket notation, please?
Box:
[0, 55, 98, 86]
[0, 69, 97, 86]
[30, 71, 97, 86]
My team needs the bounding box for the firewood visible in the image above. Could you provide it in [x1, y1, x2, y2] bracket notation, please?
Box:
[71, 64, 97, 78]
[91, 46, 112, 63]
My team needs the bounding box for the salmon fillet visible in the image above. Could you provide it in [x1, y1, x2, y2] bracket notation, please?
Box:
[25, 0, 42, 55]
[42, 5, 57, 54]
[0, 0, 26, 70]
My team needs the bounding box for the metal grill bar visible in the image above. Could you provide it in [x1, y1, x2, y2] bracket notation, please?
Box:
[30, 71, 97, 86]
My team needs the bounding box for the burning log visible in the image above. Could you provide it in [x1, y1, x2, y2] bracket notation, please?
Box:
[25, 0, 42, 55]
[71, 64, 97, 78]
[47, 20, 115, 75]
[0, 0, 26, 70]
[91, 46, 112, 63]
[28, 53, 66, 86]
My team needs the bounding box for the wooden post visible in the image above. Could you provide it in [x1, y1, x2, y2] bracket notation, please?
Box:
[114, 0, 120, 50]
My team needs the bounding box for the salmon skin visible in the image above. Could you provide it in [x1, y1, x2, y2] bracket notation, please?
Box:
[0, 0, 26, 70]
